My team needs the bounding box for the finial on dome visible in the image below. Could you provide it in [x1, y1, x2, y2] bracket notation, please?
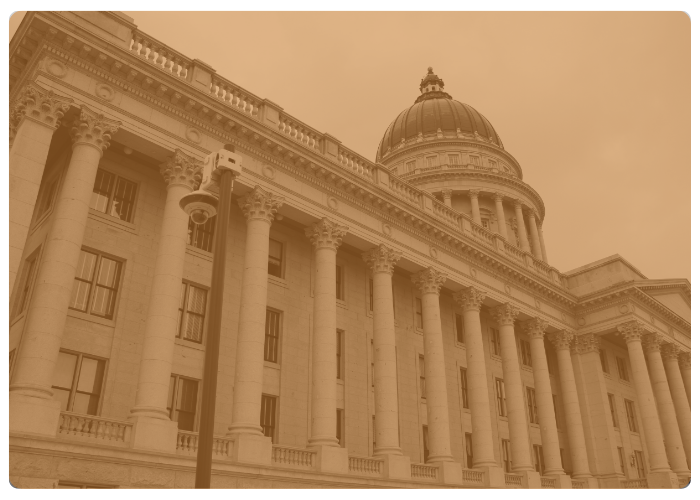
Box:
[416, 67, 451, 103]
[427, 66, 433, 74]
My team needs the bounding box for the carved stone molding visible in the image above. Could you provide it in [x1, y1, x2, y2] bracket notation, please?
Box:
[160, 149, 202, 190]
[660, 343, 680, 362]
[411, 267, 447, 296]
[678, 352, 690, 369]
[70, 106, 121, 155]
[12, 82, 73, 131]
[238, 185, 284, 224]
[305, 217, 348, 252]
[524, 317, 549, 339]
[441, 188, 453, 201]
[548, 330, 574, 351]
[617, 320, 645, 343]
[573, 333, 599, 355]
[467, 189, 480, 199]
[453, 287, 486, 312]
[362, 244, 402, 276]
[490, 303, 520, 326]
[642, 332, 663, 353]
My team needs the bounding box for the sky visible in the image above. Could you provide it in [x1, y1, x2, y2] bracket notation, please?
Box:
[10, 11, 691, 281]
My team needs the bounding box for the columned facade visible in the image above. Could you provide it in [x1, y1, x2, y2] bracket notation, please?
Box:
[513, 200, 531, 253]
[678, 353, 691, 406]
[661, 344, 691, 464]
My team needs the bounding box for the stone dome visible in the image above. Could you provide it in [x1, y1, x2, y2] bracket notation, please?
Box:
[376, 68, 503, 161]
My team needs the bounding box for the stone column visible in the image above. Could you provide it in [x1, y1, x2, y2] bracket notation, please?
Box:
[411, 267, 462, 484]
[537, 221, 549, 264]
[617, 321, 677, 488]
[468, 189, 481, 222]
[9, 83, 72, 294]
[129, 150, 202, 452]
[490, 303, 539, 485]
[362, 245, 411, 479]
[643, 334, 690, 478]
[513, 200, 531, 253]
[524, 318, 567, 479]
[548, 331, 595, 486]
[661, 344, 691, 464]
[305, 218, 349, 473]
[527, 210, 543, 261]
[227, 186, 283, 464]
[493, 193, 508, 237]
[441, 189, 452, 208]
[454, 287, 504, 488]
[678, 352, 690, 407]
[9, 107, 120, 437]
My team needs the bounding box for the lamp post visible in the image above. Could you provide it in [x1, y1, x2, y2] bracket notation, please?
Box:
[179, 144, 242, 488]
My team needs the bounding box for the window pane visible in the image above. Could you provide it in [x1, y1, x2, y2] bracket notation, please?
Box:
[178, 379, 198, 413]
[265, 310, 280, 363]
[90, 169, 115, 214]
[188, 216, 216, 252]
[110, 177, 137, 222]
[167, 376, 175, 412]
[54, 351, 78, 389]
[187, 286, 207, 314]
[456, 314, 464, 343]
[75, 251, 98, 281]
[176, 283, 187, 337]
[184, 314, 204, 342]
[54, 388, 71, 412]
[76, 358, 105, 394]
[72, 392, 101, 415]
[268, 239, 283, 277]
[70, 281, 92, 312]
[95, 257, 120, 288]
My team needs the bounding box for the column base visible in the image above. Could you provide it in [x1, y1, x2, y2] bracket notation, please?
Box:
[231, 433, 272, 465]
[435, 461, 463, 485]
[477, 465, 505, 488]
[9, 393, 61, 438]
[377, 454, 411, 479]
[647, 471, 679, 489]
[547, 474, 572, 488]
[310, 445, 349, 474]
[128, 415, 178, 453]
[518, 470, 541, 489]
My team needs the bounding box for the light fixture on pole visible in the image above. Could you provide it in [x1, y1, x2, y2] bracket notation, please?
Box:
[180, 144, 242, 489]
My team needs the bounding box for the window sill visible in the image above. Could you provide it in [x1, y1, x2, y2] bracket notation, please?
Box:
[186, 245, 213, 261]
[268, 275, 288, 289]
[264, 361, 281, 370]
[175, 338, 205, 351]
[67, 309, 116, 328]
[88, 209, 137, 234]
[336, 299, 348, 310]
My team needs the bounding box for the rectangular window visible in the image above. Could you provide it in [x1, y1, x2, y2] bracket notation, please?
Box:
[426, 156, 437, 168]
[608, 393, 619, 428]
[175, 282, 208, 344]
[188, 216, 216, 252]
[533, 444, 545, 473]
[552, 394, 560, 428]
[526, 387, 538, 424]
[495, 378, 506, 416]
[370, 339, 375, 387]
[336, 409, 344, 446]
[406, 160, 416, 173]
[617, 356, 629, 381]
[600, 348, 609, 373]
[69, 249, 122, 319]
[419, 355, 426, 398]
[167, 375, 199, 431]
[372, 415, 376, 451]
[460, 367, 469, 409]
[268, 238, 283, 278]
[520, 339, 532, 367]
[415, 298, 423, 329]
[635, 450, 646, 479]
[618, 446, 626, 476]
[470, 155, 481, 166]
[423, 425, 430, 463]
[260, 395, 277, 440]
[37, 179, 58, 219]
[264, 309, 281, 363]
[336, 330, 343, 380]
[52, 350, 106, 415]
[455, 313, 464, 343]
[13, 251, 39, 318]
[465, 433, 474, 469]
[490, 327, 501, 356]
[90, 168, 137, 222]
[448, 154, 459, 165]
[488, 159, 497, 169]
[481, 218, 490, 229]
[369, 278, 374, 312]
[625, 399, 638, 432]
[336, 265, 343, 300]
[501, 439, 512, 472]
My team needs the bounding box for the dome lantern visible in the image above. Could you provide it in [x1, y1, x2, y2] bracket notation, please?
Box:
[416, 67, 453, 103]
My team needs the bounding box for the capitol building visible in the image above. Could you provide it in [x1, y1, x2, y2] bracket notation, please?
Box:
[9, 12, 691, 489]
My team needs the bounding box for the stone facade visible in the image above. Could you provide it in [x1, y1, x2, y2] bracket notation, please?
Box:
[8, 12, 690, 489]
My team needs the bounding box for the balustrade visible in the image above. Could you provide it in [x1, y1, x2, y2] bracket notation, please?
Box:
[338, 147, 374, 180]
[541, 477, 556, 489]
[503, 240, 528, 265]
[571, 480, 587, 489]
[389, 177, 423, 206]
[462, 469, 485, 484]
[622, 479, 649, 489]
[278, 113, 323, 152]
[175, 430, 199, 455]
[271, 445, 316, 469]
[348, 456, 383, 475]
[129, 30, 192, 79]
[410, 464, 438, 480]
[210, 76, 261, 117]
[504, 473, 523, 487]
[57, 412, 132, 445]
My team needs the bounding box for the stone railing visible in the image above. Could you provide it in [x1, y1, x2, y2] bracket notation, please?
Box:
[571, 479, 587, 489]
[410, 464, 438, 480]
[348, 456, 383, 476]
[175, 430, 199, 455]
[388, 176, 424, 207]
[533, 259, 551, 277]
[503, 240, 528, 265]
[271, 445, 316, 469]
[469, 220, 498, 248]
[400, 163, 515, 178]
[129, 30, 193, 80]
[462, 469, 484, 485]
[277, 112, 323, 152]
[338, 146, 375, 181]
[622, 478, 649, 489]
[431, 198, 461, 228]
[57, 412, 132, 446]
[504, 473, 522, 487]
[209, 75, 262, 119]
[541, 477, 556, 489]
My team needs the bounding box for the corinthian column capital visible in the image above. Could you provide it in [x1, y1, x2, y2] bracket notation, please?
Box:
[493, 192, 505, 203]
[411, 267, 447, 295]
[524, 317, 549, 339]
[547, 330, 574, 351]
[305, 217, 348, 252]
[362, 244, 402, 275]
[573, 333, 599, 354]
[12, 82, 73, 130]
[489, 303, 520, 326]
[660, 343, 680, 362]
[642, 332, 663, 353]
[70, 106, 121, 155]
[238, 185, 284, 224]
[160, 149, 203, 190]
[453, 286, 485, 312]
[468, 189, 480, 199]
[617, 320, 645, 343]
[678, 352, 691, 369]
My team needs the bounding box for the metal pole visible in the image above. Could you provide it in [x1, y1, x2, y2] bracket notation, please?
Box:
[194, 168, 233, 488]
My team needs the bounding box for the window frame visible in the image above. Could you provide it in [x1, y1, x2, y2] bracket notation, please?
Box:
[625, 399, 638, 433]
[600, 348, 610, 374]
[617, 356, 629, 381]
[419, 355, 426, 399]
[501, 439, 512, 472]
[460, 367, 469, 409]
[526, 386, 538, 424]
[618, 446, 626, 476]
[464, 432, 474, 469]
[51, 349, 108, 416]
[370, 339, 375, 388]
[167, 374, 201, 432]
[175, 281, 209, 345]
[520, 338, 533, 367]
[608, 393, 619, 428]
[490, 327, 501, 357]
[422, 425, 430, 463]
[336, 408, 344, 447]
[187, 215, 216, 253]
[634, 450, 646, 479]
[68, 248, 123, 320]
[89, 167, 139, 224]
[268, 237, 284, 279]
[533, 444, 545, 474]
[455, 313, 464, 344]
[495, 378, 506, 417]
[12, 247, 41, 319]
[336, 329, 344, 380]
[552, 394, 560, 429]
[35, 177, 59, 222]
[448, 154, 460, 166]
[260, 394, 278, 442]
[264, 308, 282, 364]
[425, 155, 438, 169]
[335, 264, 345, 301]
[415, 297, 423, 330]
[405, 160, 416, 173]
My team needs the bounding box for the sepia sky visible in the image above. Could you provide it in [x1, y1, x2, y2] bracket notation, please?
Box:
[10, 11, 691, 281]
